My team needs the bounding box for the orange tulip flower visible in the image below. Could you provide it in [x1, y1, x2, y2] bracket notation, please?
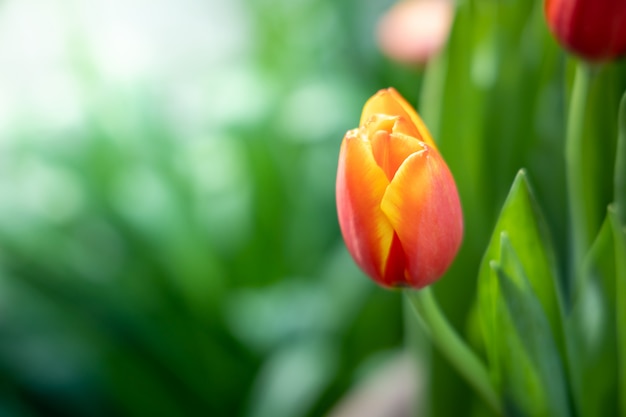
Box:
[336, 88, 463, 288]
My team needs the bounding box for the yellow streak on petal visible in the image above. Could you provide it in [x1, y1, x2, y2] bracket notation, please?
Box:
[371, 131, 424, 182]
[380, 145, 463, 287]
[336, 129, 396, 283]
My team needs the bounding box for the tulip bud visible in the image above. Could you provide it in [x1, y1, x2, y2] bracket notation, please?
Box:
[544, 0, 626, 61]
[336, 88, 463, 288]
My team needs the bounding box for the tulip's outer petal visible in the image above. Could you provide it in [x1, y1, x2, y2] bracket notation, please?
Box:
[336, 130, 400, 285]
[370, 130, 424, 181]
[360, 88, 437, 148]
[380, 145, 463, 288]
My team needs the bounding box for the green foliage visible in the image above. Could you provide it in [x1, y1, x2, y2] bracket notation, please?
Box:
[417, 2, 567, 414]
[0, 1, 404, 416]
[566, 213, 619, 417]
[0, 0, 624, 416]
[578, 65, 622, 250]
[478, 171, 568, 417]
[416, 0, 626, 414]
[610, 208, 626, 417]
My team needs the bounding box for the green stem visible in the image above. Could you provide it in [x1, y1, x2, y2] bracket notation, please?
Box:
[566, 63, 594, 275]
[614, 91, 626, 226]
[405, 288, 503, 416]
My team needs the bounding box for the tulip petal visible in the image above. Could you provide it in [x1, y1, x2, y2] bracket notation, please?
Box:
[380, 146, 463, 287]
[364, 113, 420, 139]
[361, 88, 437, 148]
[336, 130, 400, 285]
[370, 131, 425, 181]
[546, 0, 626, 61]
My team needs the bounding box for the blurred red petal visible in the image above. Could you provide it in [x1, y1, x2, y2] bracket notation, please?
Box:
[545, 0, 626, 61]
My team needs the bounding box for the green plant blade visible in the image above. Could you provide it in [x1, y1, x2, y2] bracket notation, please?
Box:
[491, 237, 570, 417]
[566, 212, 619, 417]
[614, 91, 626, 226]
[417, 1, 564, 414]
[478, 170, 568, 415]
[609, 208, 626, 417]
[478, 170, 564, 358]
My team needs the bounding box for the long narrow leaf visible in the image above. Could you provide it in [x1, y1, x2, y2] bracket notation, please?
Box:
[478, 170, 565, 365]
[490, 236, 570, 417]
[609, 207, 626, 417]
[478, 170, 569, 416]
[566, 212, 619, 416]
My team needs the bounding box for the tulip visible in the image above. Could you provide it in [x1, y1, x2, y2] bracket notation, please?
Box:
[336, 88, 463, 288]
[544, 0, 626, 61]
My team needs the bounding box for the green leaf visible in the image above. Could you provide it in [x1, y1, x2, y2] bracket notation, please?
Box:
[478, 170, 568, 415]
[575, 63, 622, 254]
[491, 236, 570, 417]
[479, 170, 564, 357]
[615, 90, 626, 229]
[418, 2, 564, 414]
[609, 208, 626, 417]
[566, 212, 619, 417]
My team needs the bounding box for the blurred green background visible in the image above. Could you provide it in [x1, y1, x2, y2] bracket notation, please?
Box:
[0, 0, 411, 416]
[0, 0, 623, 416]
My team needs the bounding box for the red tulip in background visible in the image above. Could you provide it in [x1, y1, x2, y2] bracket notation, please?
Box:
[544, 0, 626, 61]
[336, 88, 463, 288]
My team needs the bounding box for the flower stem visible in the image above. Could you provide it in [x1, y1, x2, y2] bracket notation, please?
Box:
[614, 91, 626, 226]
[405, 288, 503, 416]
[565, 63, 594, 273]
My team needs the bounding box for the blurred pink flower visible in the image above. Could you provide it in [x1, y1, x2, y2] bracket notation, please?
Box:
[377, 0, 454, 65]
